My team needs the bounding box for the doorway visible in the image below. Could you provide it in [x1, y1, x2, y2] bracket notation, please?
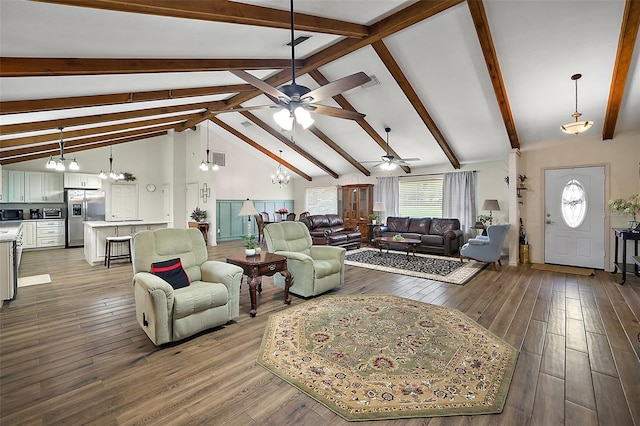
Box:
[544, 166, 605, 269]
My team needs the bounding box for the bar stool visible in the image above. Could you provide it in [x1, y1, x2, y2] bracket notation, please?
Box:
[104, 235, 133, 268]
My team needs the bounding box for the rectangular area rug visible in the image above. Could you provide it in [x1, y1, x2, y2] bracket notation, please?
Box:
[18, 274, 52, 287]
[530, 263, 594, 276]
[258, 295, 519, 421]
[345, 248, 486, 285]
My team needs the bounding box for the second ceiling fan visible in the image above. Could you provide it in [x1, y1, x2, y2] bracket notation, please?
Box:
[230, 0, 371, 130]
[362, 127, 421, 170]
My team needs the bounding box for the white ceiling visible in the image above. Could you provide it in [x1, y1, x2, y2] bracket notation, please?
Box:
[1, 0, 638, 178]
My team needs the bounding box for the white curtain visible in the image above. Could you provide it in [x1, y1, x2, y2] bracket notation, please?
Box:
[374, 176, 399, 224]
[443, 171, 476, 241]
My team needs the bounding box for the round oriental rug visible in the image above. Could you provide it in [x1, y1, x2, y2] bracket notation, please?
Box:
[257, 295, 519, 421]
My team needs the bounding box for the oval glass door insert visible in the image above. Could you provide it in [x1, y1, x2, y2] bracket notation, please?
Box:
[561, 179, 587, 228]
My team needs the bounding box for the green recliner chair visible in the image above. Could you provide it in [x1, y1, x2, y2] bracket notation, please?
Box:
[132, 228, 243, 346]
[264, 221, 346, 297]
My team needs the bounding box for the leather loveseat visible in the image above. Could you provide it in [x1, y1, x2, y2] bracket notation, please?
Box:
[372, 216, 463, 256]
[300, 214, 361, 249]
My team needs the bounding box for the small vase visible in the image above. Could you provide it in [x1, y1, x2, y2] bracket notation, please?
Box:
[255, 246, 261, 254]
[245, 248, 256, 256]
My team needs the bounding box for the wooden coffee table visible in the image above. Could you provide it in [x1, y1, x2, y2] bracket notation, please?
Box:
[373, 236, 422, 258]
[226, 252, 291, 317]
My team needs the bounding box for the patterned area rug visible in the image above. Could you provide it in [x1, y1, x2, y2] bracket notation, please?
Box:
[258, 295, 518, 421]
[345, 248, 486, 285]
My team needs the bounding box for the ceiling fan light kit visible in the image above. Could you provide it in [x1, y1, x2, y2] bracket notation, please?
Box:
[561, 73, 593, 135]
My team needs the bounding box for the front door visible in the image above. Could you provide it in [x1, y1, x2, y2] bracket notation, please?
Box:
[544, 166, 605, 269]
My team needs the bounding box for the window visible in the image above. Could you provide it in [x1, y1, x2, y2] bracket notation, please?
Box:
[561, 179, 587, 228]
[399, 177, 443, 217]
[306, 186, 338, 215]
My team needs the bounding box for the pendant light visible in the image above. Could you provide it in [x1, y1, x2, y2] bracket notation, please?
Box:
[561, 73, 593, 135]
[199, 121, 219, 171]
[272, 150, 290, 187]
[99, 146, 124, 180]
[46, 127, 78, 171]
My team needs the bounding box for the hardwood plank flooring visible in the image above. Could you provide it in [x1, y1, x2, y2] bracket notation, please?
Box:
[1, 242, 639, 425]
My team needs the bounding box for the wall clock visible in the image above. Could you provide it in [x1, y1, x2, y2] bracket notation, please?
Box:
[146, 184, 156, 193]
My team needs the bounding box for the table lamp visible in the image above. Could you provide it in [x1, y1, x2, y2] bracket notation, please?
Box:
[372, 201, 386, 224]
[482, 199, 500, 225]
[238, 198, 259, 239]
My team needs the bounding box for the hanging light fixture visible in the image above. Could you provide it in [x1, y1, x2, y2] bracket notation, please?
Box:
[561, 73, 594, 135]
[272, 150, 290, 187]
[199, 121, 219, 171]
[46, 127, 78, 171]
[99, 146, 124, 180]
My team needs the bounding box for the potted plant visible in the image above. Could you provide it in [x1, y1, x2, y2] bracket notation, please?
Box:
[369, 212, 379, 225]
[242, 235, 257, 256]
[476, 214, 491, 227]
[190, 207, 207, 222]
[609, 194, 640, 229]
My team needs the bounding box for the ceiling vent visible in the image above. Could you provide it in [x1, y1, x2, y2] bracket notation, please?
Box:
[286, 35, 311, 47]
[211, 152, 226, 167]
[241, 121, 252, 127]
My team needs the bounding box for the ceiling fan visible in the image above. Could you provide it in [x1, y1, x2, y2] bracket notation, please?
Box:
[362, 127, 420, 170]
[229, 0, 371, 131]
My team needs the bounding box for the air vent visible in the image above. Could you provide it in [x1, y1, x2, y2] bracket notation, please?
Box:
[240, 121, 252, 127]
[286, 35, 311, 47]
[211, 152, 226, 167]
[361, 75, 380, 88]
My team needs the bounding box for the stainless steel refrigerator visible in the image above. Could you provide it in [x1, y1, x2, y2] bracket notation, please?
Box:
[65, 189, 106, 247]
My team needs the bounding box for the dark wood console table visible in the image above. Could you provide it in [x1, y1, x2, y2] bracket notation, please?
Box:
[226, 252, 291, 317]
[188, 221, 209, 244]
[612, 228, 640, 285]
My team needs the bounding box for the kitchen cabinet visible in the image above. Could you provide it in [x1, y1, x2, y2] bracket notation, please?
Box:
[22, 221, 37, 249]
[83, 221, 168, 265]
[25, 172, 63, 203]
[6, 171, 25, 202]
[64, 173, 102, 189]
[0, 164, 3, 202]
[36, 220, 65, 248]
[340, 184, 373, 243]
[0, 170, 6, 203]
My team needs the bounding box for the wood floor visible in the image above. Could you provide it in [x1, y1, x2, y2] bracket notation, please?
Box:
[1, 241, 639, 425]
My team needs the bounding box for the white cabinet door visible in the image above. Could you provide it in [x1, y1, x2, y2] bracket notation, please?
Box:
[0, 170, 7, 203]
[64, 173, 102, 189]
[22, 222, 37, 249]
[110, 184, 138, 221]
[8, 171, 25, 202]
[44, 173, 63, 202]
[83, 174, 102, 189]
[25, 172, 63, 203]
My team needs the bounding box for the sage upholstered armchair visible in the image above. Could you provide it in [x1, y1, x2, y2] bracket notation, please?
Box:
[460, 224, 510, 270]
[264, 221, 346, 297]
[132, 228, 243, 346]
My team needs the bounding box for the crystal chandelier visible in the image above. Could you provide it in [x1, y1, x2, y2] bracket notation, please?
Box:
[99, 146, 124, 180]
[561, 73, 593, 135]
[199, 121, 219, 171]
[272, 150, 290, 187]
[46, 127, 79, 171]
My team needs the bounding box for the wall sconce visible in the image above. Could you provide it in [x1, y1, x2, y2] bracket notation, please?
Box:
[200, 183, 211, 203]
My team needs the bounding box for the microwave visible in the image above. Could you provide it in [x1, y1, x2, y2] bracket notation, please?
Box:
[42, 208, 62, 219]
[0, 209, 24, 221]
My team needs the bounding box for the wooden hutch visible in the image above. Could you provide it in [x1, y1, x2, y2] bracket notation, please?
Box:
[340, 184, 373, 243]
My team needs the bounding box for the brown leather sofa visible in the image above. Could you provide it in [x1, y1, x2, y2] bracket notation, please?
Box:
[300, 214, 361, 249]
[372, 216, 463, 256]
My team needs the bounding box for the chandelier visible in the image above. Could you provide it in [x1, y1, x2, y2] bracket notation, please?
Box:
[199, 121, 219, 171]
[45, 127, 79, 171]
[99, 146, 124, 180]
[272, 150, 290, 187]
[561, 73, 593, 135]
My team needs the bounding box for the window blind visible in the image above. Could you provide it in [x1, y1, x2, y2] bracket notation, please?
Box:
[399, 177, 443, 217]
[306, 186, 338, 215]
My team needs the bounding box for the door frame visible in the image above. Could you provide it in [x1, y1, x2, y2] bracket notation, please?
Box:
[542, 163, 611, 270]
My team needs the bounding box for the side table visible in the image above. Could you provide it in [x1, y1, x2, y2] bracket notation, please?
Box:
[188, 221, 209, 244]
[612, 228, 640, 285]
[226, 252, 292, 317]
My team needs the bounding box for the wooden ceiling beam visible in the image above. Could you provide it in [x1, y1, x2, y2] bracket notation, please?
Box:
[467, 0, 520, 149]
[1, 100, 224, 135]
[0, 57, 299, 77]
[1, 131, 168, 165]
[0, 84, 254, 115]
[1, 114, 196, 149]
[209, 116, 311, 182]
[372, 40, 460, 169]
[308, 69, 409, 174]
[34, 0, 369, 38]
[306, 126, 371, 177]
[237, 112, 339, 179]
[603, 0, 640, 140]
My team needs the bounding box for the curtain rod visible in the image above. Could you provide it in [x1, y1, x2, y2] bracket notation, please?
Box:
[376, 170, 477, 179]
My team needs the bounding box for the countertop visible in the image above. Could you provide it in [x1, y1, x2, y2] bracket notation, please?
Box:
[84, 220, 169, 228]
[0, 222, 23, 243]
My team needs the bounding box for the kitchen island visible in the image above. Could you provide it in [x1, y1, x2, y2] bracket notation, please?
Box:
[84, 220, 168, 266]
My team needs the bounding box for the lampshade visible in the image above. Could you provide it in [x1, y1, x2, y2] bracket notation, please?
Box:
[482, 199, 500, 211]
[238, 198, 259, 217]
[372, 201, 386, 212]
[561, 73, 593, 135]
[294, 106, 314, 129]
[273, 108, 294, 131]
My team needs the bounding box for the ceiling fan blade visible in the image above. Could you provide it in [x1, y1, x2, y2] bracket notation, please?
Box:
[310, 104, 365, 121]
[303, 72, 371, 102]
[229, 70, 289, 102]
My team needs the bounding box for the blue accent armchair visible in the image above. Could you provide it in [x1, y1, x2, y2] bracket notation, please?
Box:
[460, 224, 510, 269]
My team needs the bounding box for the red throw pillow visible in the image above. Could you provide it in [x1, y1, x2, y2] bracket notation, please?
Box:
[151, 258, 190, 290]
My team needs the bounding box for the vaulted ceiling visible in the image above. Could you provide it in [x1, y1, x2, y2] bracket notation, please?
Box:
[1, 0, 639, 180]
